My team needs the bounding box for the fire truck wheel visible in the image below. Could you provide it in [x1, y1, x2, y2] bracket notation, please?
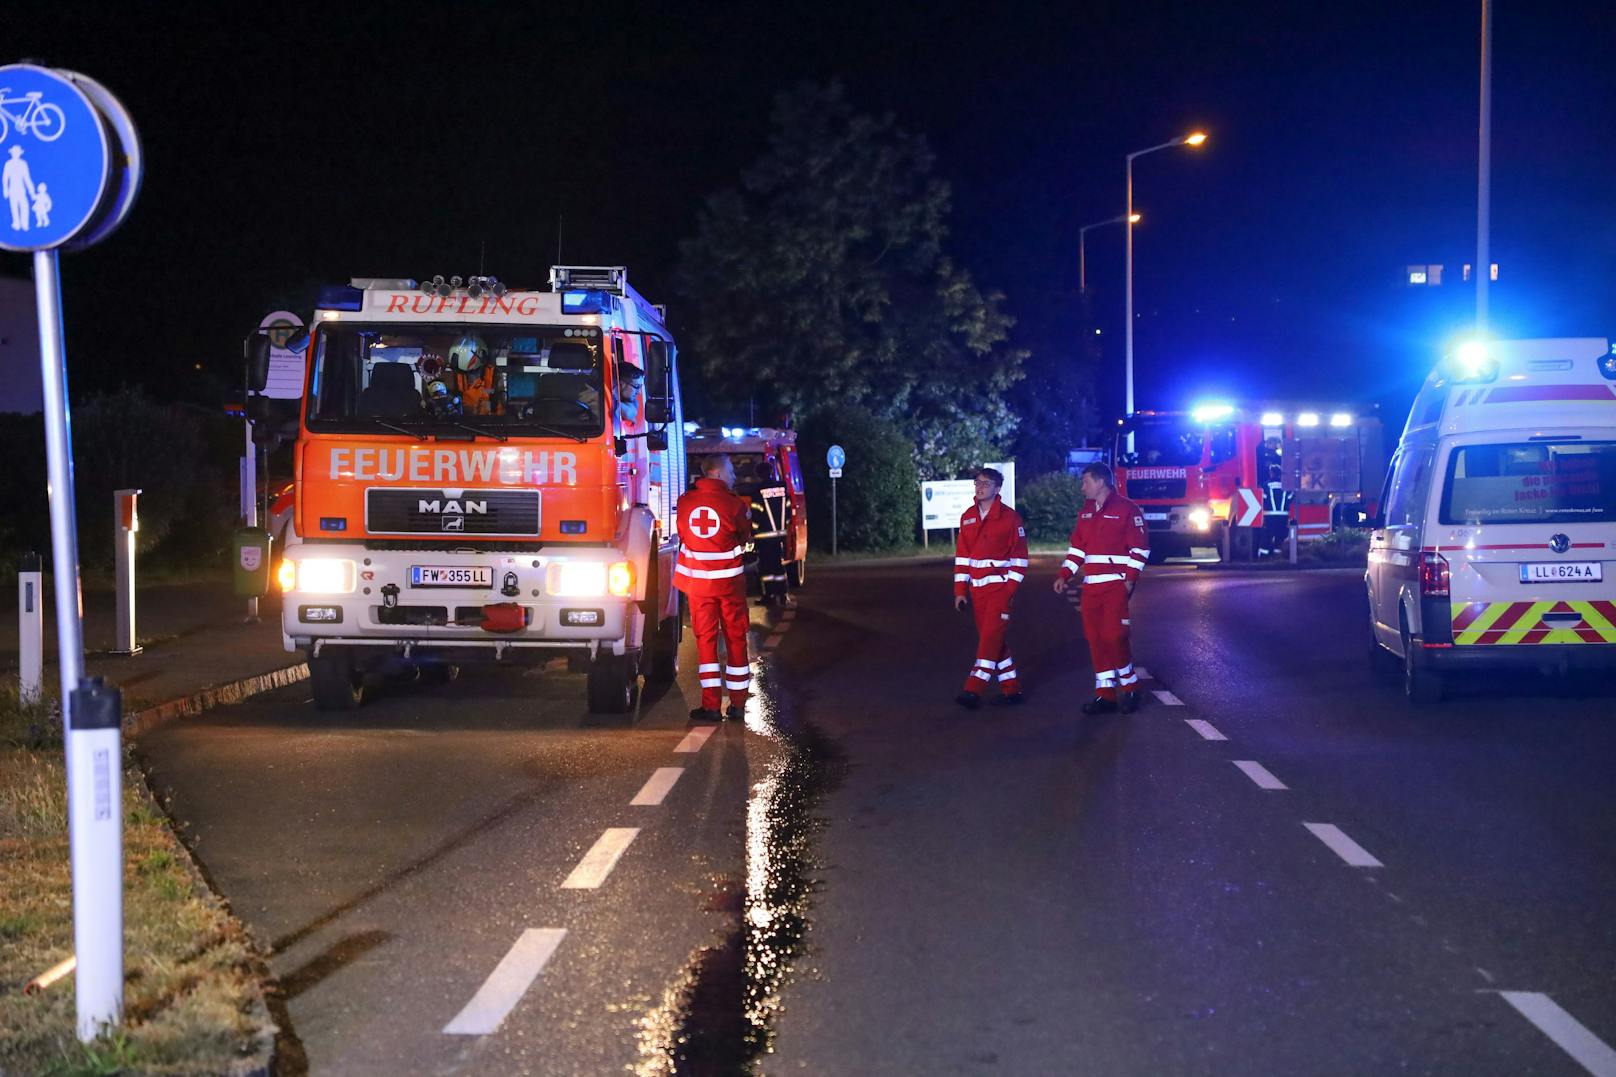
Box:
[417, 661, 460, 685]
[646, 613, 681, 684]
[788, 557, 807, 588]
[587, 652, 641, 714]
[310, 651, 365, 711]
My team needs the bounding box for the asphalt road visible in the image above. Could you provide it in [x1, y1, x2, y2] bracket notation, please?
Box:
[137, 559, 1616, 1075]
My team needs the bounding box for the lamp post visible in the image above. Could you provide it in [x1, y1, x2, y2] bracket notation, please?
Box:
[1125, 130, 1206, 418]
[1078, 212, 1140, 294]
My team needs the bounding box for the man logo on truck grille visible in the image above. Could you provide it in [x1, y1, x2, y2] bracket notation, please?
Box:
[416, 497, 485, 532]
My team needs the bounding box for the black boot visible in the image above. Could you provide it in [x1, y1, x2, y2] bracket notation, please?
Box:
[1080, 696, 1117, 715]
[955, 691, 981, 710]
[1118, 691, 1140, 714]
[725, 704, 745, 721]
[689, 706, 721, 722]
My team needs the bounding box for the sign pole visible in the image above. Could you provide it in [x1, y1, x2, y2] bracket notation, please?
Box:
[35, 248, 123, 1038]
[242, 417, 259, 622]
[831, 477, 838, 557]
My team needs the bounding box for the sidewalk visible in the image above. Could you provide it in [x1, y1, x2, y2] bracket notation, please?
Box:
[0, 574, 306, 734]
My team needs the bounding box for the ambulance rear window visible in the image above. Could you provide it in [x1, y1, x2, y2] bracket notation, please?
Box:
[1439, 441, 1616, 524]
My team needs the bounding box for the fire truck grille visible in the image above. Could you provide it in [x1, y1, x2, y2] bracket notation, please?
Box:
[1126, 479, 1187, 500]
[365, 488, 541, 536]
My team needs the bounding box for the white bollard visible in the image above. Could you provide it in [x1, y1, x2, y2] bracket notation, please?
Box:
[18, 551, 43, 703]
[112, 490, 141, 656]
[1289, 520, 1299, 565]
[67, 678, 123, 1041]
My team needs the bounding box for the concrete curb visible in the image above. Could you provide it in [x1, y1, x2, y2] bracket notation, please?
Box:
[1193, 562, 1366, 574]
[124, 661, 310, 737]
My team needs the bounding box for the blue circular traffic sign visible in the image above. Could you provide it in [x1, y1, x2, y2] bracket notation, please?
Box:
[827, 444, 846, 469]
[0, 64, 111, 252]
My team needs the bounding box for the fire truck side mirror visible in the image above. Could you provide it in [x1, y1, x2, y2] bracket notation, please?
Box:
[644, 339, 672, 424]
[244, 395, 270, 422]
[244, 334, 271, 393]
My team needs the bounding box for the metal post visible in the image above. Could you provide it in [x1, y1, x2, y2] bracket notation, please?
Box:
[1079, 228, 1087, 294]
[34, 248, 122, 1039]
[1124, 156, 1135, 420]
[830, 477, 838, 557]
[242, 418, 259, 622]
[1476, 0, 1492, 335]
[112, 490, 141, 655]
[1288, 520, 1298, 565]
[18, 551, 43, 704]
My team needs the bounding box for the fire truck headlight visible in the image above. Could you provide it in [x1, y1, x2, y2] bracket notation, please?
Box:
[1297, 412, 1321, 428]
[292, 558, 357, 594]
[607, 561, 635, 598]
[276, 559, 298, 592]
[1188, 507, 1212, 531]
[550, 560, 608, 597]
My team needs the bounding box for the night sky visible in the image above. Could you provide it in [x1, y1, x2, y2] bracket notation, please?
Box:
[8, 2, 1614, 435]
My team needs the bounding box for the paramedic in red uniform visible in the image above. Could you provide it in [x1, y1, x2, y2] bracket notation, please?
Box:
[953, 467, 1029, 709]
[675, 455, 754, 721]
[1053, 462, 1150, 714]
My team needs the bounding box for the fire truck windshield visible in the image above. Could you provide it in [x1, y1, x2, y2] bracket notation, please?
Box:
[1116, 417, 1209, 467]
[307, 324, 607, 438]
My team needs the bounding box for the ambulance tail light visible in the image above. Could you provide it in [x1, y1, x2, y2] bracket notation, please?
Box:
[607, 561, 635, 598]
[1419, 552, 1450, 598]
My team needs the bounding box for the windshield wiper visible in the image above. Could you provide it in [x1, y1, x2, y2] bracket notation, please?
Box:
[367, 417, 425, 439]
[398, 416, 511, 443]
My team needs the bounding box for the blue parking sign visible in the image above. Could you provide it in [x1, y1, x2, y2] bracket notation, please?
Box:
[0, 65, 111, 252]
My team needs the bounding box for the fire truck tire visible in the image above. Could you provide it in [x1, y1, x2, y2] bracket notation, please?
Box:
[1400, 615, 1444, 704]
[310, 651, 365, 711]
[788, 557, 807, 588]
[646, 611, 681, 684]
[587, 652, 640, 714]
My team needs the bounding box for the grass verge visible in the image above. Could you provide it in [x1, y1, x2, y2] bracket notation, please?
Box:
[0, 689, 274, 1077]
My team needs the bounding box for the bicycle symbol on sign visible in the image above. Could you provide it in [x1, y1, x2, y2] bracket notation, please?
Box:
[0, 89, 67, 144]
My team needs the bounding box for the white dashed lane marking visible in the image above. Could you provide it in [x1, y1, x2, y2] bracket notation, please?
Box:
[763, 633, 785, 650]
[1133, 666, 1151, 681]
[1233, 760, 1288, 790]
[1497, 992, 1616, 1076]
[673, 726, 715, 754]
[1185, 718, 1227, 741]
[560, 828, 640, 889]
[630, 767, 685, 806]
[1153, 689, 1184, 706]
[1303, 822, 1384, 868]
[442, 928, 567, 1035]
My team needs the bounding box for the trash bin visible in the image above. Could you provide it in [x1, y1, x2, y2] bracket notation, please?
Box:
[232, 526, 272, 597]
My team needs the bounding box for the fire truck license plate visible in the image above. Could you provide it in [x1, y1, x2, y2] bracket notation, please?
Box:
[1518, 562, 1602, 584]
[410, 566, 494, 588]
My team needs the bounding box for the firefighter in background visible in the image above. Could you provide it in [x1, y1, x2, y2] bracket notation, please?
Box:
[953, 467, 1029, 709]
[1053, 462, 1150, 714]
[449, 334, 497, 415]
[675, 455, 754, 721]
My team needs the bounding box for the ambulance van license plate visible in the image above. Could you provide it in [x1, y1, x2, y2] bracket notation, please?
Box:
[1518, 562, 1602, 584]
[410, 566, 493, 588]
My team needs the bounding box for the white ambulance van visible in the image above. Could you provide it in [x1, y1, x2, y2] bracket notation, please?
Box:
[1367, 338, 1616, 702]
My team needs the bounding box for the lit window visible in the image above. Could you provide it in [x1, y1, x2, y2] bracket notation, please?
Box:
[1490, 263, 1499, 281]
[1428, 265, 1443, 286]
[1407, 266, 1427, 285]
[1463, 264, 1472, 281]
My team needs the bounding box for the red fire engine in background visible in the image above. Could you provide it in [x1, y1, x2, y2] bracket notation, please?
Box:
[685, 426, 808, 600]
[1112, 404, 1386, 561]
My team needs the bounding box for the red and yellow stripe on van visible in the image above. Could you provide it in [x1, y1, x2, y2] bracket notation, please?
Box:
[1450, 600, 1616, 645]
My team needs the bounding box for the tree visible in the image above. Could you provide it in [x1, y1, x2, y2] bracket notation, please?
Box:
[796, 407, 918, 551]
[677, 82, 1026, 480]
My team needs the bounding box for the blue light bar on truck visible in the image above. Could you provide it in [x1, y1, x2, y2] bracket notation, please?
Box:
[317, 284, 364, 311]
[561, 290, 612, 315]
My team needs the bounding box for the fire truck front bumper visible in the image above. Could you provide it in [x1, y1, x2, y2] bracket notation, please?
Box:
[278, 545, 639, 658]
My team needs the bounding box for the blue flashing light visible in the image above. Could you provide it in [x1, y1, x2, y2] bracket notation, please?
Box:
[317, 284, 364, 311]
[561, 290, 611, 315]
[1447, 339, 1499, 384]
[1191, 401, 1235, 424]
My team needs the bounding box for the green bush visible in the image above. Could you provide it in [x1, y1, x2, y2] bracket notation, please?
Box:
[1018, 471, 1083, 543]
[796, 407, 919, 551]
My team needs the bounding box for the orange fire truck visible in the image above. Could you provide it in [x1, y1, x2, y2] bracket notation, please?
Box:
[246, 267, 687, 713]
[686, 426, 808, 600]
[1113, 404, 1385, 561]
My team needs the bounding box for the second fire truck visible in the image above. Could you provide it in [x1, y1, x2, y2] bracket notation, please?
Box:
[1113, 404, 1386, 561]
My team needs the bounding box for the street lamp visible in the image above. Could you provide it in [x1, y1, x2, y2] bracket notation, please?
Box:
[1125, 130, 1207, 418]
[1078, 212, 1141, 294]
